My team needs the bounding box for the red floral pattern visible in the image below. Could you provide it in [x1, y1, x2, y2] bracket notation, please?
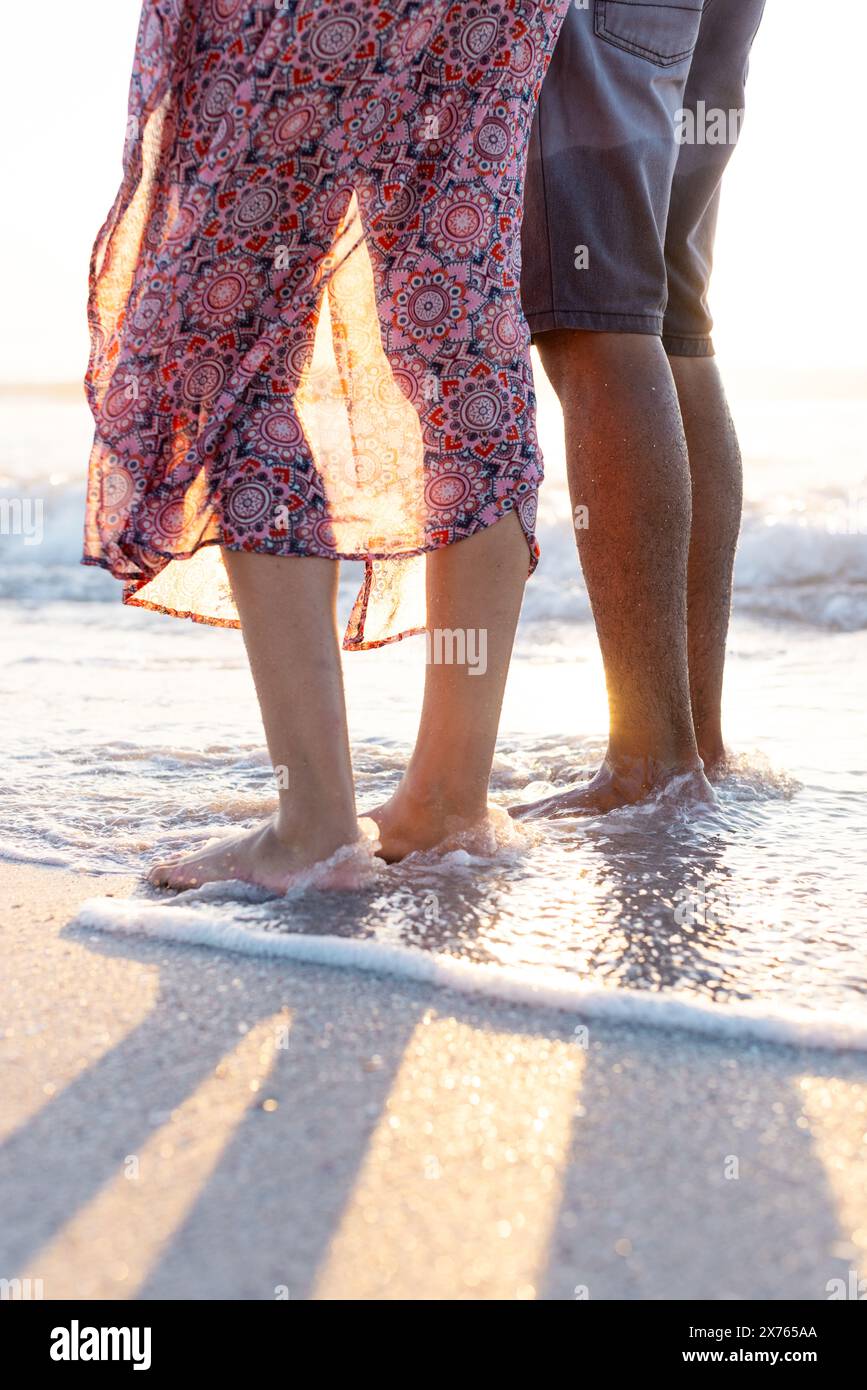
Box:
[83, 0, 569, 647]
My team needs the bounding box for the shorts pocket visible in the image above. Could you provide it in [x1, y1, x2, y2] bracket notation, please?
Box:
[594, 0, 705, 67]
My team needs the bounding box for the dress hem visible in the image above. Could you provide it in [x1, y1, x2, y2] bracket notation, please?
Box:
[81, 500, 539, 652]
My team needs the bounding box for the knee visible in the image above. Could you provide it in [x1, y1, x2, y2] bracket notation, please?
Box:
[536, 329, 665, 402]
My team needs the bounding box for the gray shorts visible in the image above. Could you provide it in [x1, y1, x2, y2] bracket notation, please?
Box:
[520, 0, 767, 356]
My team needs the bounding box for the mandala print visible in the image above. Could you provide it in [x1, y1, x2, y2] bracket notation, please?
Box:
[84, 0, 570, 648]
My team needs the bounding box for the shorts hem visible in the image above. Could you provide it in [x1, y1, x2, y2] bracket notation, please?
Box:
[662, 334, 715, 358]
[525, 308, 664, 337]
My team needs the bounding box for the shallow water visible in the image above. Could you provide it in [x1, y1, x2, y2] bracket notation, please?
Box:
[2, 378, 866, 1046]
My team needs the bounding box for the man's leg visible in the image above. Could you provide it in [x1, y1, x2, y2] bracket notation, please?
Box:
[513, 330, 711, 817]
[515, 0, 766, 815]
[515, 1, 713, 816]
[662, 0, 767, 769]
[671, 356, 743, 770]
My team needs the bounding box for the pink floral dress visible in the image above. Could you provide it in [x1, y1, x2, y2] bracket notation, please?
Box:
[83, 0, 569, 648]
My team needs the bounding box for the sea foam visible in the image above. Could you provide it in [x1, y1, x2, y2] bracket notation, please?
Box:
[74, 893, 867, 1054]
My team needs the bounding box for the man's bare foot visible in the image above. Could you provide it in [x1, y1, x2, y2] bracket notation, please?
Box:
[510, 756, 717, 820]
[368, 782, 500, 863]
[147, 816, 379, 893]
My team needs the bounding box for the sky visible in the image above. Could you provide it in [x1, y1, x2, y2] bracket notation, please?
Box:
[1, 0, 864, 382]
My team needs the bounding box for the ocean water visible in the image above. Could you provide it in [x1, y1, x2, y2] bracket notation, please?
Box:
[2, 368, 866, 1048]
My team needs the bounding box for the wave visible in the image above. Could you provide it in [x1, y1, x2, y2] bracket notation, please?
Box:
[523, 511, 867, 631]
[3, 480, 867, 630]
[74, 893, 867, 1053]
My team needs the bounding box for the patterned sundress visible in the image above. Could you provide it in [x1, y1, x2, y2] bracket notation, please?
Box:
[83, 0, 569, 648]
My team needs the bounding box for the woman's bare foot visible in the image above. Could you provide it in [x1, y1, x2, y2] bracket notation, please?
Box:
[509, 756, 717, 820]
[148, 815, 379, 893]
[368, 781, 496, 863]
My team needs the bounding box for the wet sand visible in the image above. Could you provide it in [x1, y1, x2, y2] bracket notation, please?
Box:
[2, 863, 866, 1300]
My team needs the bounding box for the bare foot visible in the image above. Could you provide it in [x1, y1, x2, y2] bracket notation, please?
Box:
[147, 816, 379, 893]
[700, 748, 733, 782]
[367, 782, 497, 863]
[510, 757, 717, 820]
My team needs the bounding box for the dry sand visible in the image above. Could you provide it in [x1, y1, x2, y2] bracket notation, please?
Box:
[2, 863, 866, 1301]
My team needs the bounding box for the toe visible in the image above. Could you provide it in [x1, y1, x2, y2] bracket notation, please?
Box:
[147, 859, 181, 887]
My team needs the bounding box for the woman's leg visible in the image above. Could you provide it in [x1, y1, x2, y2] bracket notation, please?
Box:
[149, 550, 364, 891]
[371, 510, 528, 860]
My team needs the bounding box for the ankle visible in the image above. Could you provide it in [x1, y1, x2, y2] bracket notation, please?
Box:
[606, 734, 701, 775]
[392, 772, 487, 826]
[274, 803, 359, 856]
[698, 744, 727, 774]
[695, 726, 726, 770]
[602, 747, 704, 794]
